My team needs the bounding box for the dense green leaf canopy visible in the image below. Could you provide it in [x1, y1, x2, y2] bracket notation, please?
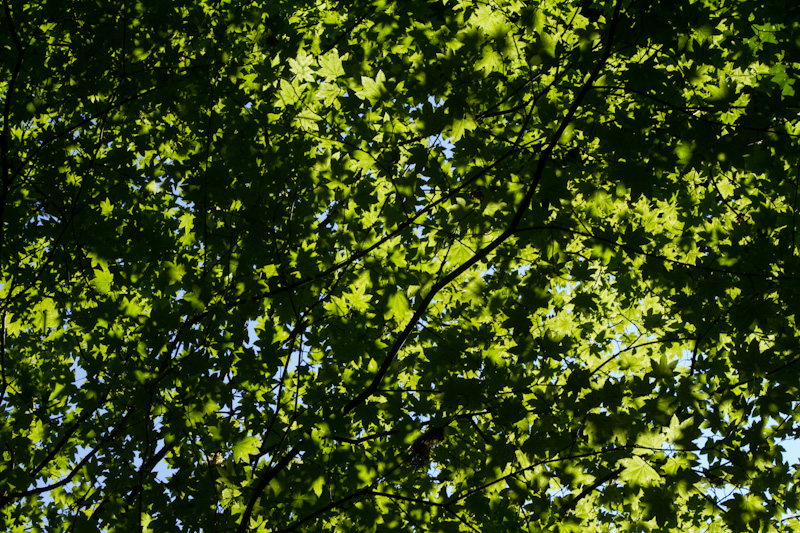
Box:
[2, 0, 800, 531]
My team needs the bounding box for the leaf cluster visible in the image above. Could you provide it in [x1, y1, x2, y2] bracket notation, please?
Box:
[2, 0, 800, 531]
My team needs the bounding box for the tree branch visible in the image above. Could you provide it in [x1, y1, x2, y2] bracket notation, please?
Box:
[342, 0, 624, 415]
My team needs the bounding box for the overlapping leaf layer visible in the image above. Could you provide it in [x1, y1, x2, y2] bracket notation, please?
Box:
[2, 0, 800, 531]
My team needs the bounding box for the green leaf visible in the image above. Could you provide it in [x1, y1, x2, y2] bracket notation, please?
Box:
[319, 49, 346, 80]
[619, 457, 660, 487]
[288, 50, 316, 83]
[5, 1, 800, 532]
[91, 266, 114, 295]
[358, 70, 387, 104]
[385, 291, 411, 321]
[232, 436, 260, 463]
[665, 415, 695, 446]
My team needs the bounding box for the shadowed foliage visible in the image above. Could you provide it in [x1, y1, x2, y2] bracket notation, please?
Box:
[2, 0, 800, 531]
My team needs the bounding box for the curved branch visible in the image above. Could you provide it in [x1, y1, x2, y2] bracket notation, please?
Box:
[275, 486, 372, 533]
[0, 0, 26, 267]
[558, 466, 623, 515]
[342, 0, 624, 415]
[592, 84, 800, 138]
[513, 224, 800, 282]
[0, 410, 132, 506]
[1, 0, 25, 186]
[236, 446, 301, 533]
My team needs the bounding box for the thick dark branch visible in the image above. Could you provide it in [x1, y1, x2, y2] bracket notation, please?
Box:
[342, 0, 623, 415]
[15, 86, 159, 181]
[236, 446, 301, 533]
[0, 410, 132, 506]
[592, 84, 800, 138]
[27, 393, 109, 481]
[258, 146, 518, 302]
[331, 430, 396, 445]
[276, 487, 372, 533]
[514, 224, 800, 282]
[445, 444, 622, 505]
[372, 490, 444, 506]
[0, 0, 25, 268]
[1, 0, 25, 187]
[558, 467, 622, 515]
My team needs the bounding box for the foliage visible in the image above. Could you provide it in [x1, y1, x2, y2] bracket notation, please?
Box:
[2, 0, 800, 531]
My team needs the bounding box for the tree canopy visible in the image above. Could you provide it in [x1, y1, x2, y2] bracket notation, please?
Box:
[2, 0, 800, 531]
